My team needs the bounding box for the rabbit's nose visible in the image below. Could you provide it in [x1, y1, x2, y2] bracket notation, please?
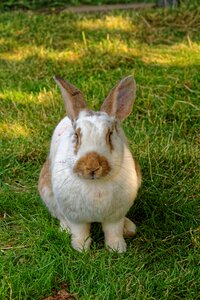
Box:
[86, 157, 100, 170]
[86, 155, 101, 174]
[86, 166, 100, 177]
[73, 151, 111, 179]
[86, 165, 100, 173]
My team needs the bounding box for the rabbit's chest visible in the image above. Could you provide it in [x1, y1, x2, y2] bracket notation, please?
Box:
[54, 178, 132, 223]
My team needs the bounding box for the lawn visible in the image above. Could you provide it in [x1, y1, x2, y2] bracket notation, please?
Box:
[0, 3, 200, 300]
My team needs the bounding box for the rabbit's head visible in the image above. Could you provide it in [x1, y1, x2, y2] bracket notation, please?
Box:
[54, 76, 136, 180]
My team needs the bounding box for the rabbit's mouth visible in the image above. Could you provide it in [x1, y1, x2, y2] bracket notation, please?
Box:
[77, 173, 100, 180]
[73, 151, 111, 180]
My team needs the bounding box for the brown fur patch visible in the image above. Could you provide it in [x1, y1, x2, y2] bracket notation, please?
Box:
[38, 158, 52, 196]
[134, 158, 142, 187]
[73, 151, 111, 179]
[74, 127, 82, 155]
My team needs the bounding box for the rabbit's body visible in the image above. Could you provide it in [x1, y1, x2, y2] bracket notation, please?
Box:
[47, 114, 139, 224]
[39, 76, 141, 252]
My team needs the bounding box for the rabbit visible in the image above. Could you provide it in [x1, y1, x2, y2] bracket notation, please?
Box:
[38, 76, 141, 253]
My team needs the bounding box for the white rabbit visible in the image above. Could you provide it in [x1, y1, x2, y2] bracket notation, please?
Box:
[38, 76, 141, 253]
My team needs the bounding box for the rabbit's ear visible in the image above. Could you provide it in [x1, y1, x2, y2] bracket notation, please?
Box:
[54, 76, 87, 121]
[100, 76, 136, 122]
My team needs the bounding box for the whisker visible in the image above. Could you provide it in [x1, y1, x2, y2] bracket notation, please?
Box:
[55, 161, 67, 164]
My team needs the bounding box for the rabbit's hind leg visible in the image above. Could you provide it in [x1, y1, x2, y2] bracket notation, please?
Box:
[39, 160, 55, 214]
[123, 217, 137, 238]
[38, 160, 72, 235]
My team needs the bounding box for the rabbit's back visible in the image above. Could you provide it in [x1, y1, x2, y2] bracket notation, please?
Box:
[50, 116, 72, 163]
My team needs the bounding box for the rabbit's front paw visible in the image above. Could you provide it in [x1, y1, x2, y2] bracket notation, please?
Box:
[106, 239, 127, 253]
[69, 222, 91, 252]
[71, 236, 92, 252]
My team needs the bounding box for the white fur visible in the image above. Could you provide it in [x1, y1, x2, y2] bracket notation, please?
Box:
[42, 111, 140, 252]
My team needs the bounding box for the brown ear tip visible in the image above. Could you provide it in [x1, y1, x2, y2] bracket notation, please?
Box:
[53, 75, 64, 83]
[122, 75, 136, 85]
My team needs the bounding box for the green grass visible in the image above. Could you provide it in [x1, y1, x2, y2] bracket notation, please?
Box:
[0, 4, 200, 300]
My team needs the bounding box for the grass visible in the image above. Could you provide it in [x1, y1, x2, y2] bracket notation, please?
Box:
[0, 4, 200, 300]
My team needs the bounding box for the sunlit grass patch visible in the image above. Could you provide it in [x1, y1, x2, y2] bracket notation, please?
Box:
[0, 122, 30, 138]
[77, 14, 135, 31]
[0, 45, 81, 63]
[138, 43, 200, 66]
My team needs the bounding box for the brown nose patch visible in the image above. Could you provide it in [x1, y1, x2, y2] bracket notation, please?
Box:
[73, 151, 111, 179]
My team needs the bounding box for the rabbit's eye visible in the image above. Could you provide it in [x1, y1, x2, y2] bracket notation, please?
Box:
[106, 129, 113, 152]
[74, 133, 78, 142]
[73, 128, 82, 154]
[108, 131, 112, 143]
[75, 129, 81, 144]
